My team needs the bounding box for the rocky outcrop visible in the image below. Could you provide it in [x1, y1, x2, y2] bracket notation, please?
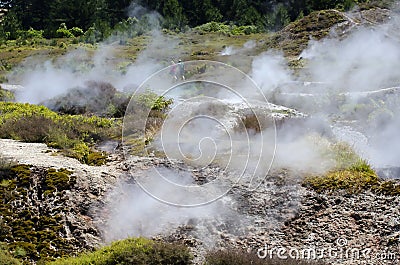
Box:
[1, 137, 399, 265]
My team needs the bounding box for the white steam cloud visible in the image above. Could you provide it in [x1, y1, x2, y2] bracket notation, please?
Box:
[6, 1, 400, 251]
[10, 1, 177, 104]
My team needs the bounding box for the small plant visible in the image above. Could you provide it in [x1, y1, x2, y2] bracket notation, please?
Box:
[25, 28, 44, 39]
[70, 27, 84, 37]
[55, 23, 74, 38]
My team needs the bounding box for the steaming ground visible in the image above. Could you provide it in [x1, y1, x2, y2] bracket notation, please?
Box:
[2, 3, 400, 264]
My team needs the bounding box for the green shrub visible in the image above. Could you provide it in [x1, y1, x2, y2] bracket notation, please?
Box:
[303, 156, 400, 195]
[195, 22, 231, 35]
[0, 87, 14, 101]
[0, 102, 119, 165]
[55, 29, 73, 38]
[195, 22, 258, 35]
[25, 28, 44, 39]
[55, 24, 74, 38]
[70, 27, 84, 37]
[48, 238, 192, 265]
[0, 243, 21, 265]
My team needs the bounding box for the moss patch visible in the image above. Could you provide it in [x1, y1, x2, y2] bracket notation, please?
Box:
[0, 165, 80, 263]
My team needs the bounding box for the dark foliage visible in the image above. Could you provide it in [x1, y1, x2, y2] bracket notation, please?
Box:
[0, 0, 390, 40]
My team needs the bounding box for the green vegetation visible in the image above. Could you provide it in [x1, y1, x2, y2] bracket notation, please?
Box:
[0, 163, 78, 263]
[0, 102, 119, 165]
[0, 243, 21, 265]
[0, 0, 393, 44]
[265, 9, 346, 56]
[123, 91, 174, 156]
[303, 142, 400, 195]
[48, 237, 192, 265]
[195, 22, 258, 35]
[0, 87, 14, 101]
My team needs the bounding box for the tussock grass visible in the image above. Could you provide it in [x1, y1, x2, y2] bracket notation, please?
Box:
[303, 142, 400, 195]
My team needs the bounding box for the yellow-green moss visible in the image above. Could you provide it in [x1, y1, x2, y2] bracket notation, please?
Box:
[0, 165, 78, 263]
[48, 237, 192, 265]
[303, 159, 400, 195]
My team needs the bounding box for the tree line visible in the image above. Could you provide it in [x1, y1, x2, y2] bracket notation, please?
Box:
[0, 0, 375, 39]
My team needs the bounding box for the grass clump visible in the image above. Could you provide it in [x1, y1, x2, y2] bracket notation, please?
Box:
[303, 142, 400, 195]
[303, 159, 379, 193]
[48, 237, 192, 265]
[0, 102, 119, 165]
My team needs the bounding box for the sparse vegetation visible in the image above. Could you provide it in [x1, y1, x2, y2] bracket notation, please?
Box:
[303, 142, 400, 195]
[0, 163, 78, 263]
[48, 237, 192, 265]
[0, 87, 14, 101]
[265, 10, 346, 56]
[0, 102, 118, 165]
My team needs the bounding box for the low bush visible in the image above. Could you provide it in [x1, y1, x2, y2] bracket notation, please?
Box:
[48, 237, 192, 265]
[55, 23, 74, 38]
[55, 28, 74, 38]
[195, 22, 258, 35]
[304, 164, 400, 195]
[44, 81, 130, 118]
[0, 87, 14, 101]
[0, 243, 21, 265]
[70, 27, 84, 37]
[0, 102, 119, 165]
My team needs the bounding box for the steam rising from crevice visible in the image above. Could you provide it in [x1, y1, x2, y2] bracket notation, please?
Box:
[8, 2, 400, 249]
